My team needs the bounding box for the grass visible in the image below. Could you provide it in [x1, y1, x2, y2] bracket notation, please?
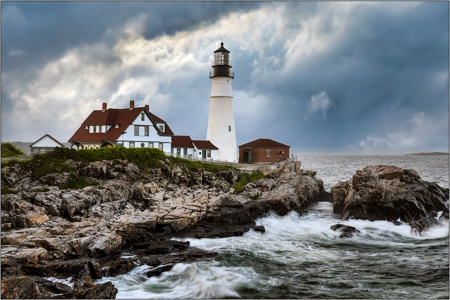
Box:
[1, 143, 24, 158]
[233, 170, 265, 193]
[1, 186, 18, 195]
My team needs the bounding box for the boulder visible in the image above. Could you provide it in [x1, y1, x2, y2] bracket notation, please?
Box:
[331, 165, 449, 232]
[68, 282, 118, 299]
[330, 224, 360, 238]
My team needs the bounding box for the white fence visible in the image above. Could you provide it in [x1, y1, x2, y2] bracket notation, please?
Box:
[165, 152, 243, 168]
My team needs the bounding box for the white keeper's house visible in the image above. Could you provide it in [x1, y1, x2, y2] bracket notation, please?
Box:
[69, 100, 218, 160]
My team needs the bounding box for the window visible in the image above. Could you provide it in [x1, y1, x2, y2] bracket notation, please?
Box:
[228, 126, 231, 132]
[279, 150, 283, 157]
[159, 125, 164, 132]
[140, 143, 145, 148]
[93, 126, 97, 133]
[177, 148, 181, 155]
[129, 142, 135, 148]
[135, 125, 149, 136]
[159, 143, 163, 150]
[141, 113, 145, 121]
[267, 150, 271, 157]
[183, 148, 187, 155]
[149, 142, 154, 148]
[207, 150, 211, 158]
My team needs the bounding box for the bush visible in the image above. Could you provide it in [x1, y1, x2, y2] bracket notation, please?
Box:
[6, 146, 233, 179]
[233, 170, 265, 193]
[60, 173, 99, 190]
[1, 143, 24, 157]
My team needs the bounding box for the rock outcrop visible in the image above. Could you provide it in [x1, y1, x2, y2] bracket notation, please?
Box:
[1, 158, 326, 298]
[331, 165, 449, 233]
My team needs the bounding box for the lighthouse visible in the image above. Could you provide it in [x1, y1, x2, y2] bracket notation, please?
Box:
[206, 42, 238, 162]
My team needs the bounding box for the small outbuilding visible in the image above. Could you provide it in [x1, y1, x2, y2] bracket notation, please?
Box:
[30, 134, 65, 154]
[239, 138, 290, 164]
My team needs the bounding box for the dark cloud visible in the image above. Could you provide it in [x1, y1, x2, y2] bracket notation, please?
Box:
[1, 2, 448, 154]
[239, 2, 448, 152]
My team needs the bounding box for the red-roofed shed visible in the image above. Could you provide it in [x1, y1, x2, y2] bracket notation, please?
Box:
[238, 138, 290, 163]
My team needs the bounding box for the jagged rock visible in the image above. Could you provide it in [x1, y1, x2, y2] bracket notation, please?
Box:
[102, 258, 136, 277]
[39, 172, 70, 186]
[145, 264, 174, 277]
[144, 240, 190, 255]
[1, 276, 42, 299]
[87, 233, 122, 258]
[331, 165, 449, 232]
[252, 225, 265, 233]
[1, 165, 30, 186]
[68, 281, 118, 299]
[330, 224, 360, 238]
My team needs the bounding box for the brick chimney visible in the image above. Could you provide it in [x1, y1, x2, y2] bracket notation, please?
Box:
[102, 103, 107, 112]
[145, 105, 149, 112]
[129, 100, 135, 110]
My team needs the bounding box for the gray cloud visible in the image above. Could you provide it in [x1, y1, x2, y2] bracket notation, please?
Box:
[1, 2, 448, 154]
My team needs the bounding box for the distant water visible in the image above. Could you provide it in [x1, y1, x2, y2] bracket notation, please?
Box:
[97, 154, 449, 299]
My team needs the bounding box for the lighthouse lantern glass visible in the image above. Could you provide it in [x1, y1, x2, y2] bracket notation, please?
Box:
[214, 52, 229, 65]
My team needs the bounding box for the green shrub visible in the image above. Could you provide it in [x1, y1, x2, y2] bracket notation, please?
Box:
[233, 170, 265, 193]
[60, 173, 99, 190]
[1, 143, 24, 157]
[4, 146, 233, 179]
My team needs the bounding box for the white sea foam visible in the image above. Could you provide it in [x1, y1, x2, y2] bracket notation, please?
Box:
[96, 262, 259, 299]
[44, 276, 74, 288]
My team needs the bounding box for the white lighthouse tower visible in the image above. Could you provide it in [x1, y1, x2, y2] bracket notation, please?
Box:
[206, 42, 238, 162]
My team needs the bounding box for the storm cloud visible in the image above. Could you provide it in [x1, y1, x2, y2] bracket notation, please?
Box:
[2, 2, 448, 154]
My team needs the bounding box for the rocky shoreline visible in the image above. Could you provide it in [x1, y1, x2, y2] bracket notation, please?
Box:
[1, 159, 326, 298]
[1, 158, 448, 299]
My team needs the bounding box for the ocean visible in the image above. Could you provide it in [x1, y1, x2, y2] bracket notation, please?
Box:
[96, 154, 449, 299]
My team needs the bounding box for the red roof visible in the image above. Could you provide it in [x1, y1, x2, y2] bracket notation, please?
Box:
[192, 140, 218, 149]
[239, 139, 290, 148]
[69, 107, 173, 143]
[172, 135, 194, 148]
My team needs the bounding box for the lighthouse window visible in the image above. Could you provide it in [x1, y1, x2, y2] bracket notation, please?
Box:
[228, 126, 231, 132]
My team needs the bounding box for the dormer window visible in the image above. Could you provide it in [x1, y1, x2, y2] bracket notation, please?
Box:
[159, 125, 164, 132]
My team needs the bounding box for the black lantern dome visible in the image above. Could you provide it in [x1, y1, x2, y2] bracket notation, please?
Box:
[210, 42, 234, 79]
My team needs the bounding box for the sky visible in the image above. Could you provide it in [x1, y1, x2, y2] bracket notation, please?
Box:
[1, 1, 449, 154]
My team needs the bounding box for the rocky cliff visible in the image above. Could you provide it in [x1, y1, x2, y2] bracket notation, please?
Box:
[1, 158, 325, 298]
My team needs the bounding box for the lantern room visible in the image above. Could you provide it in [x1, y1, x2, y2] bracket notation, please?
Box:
[210, 42, 234, 79]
